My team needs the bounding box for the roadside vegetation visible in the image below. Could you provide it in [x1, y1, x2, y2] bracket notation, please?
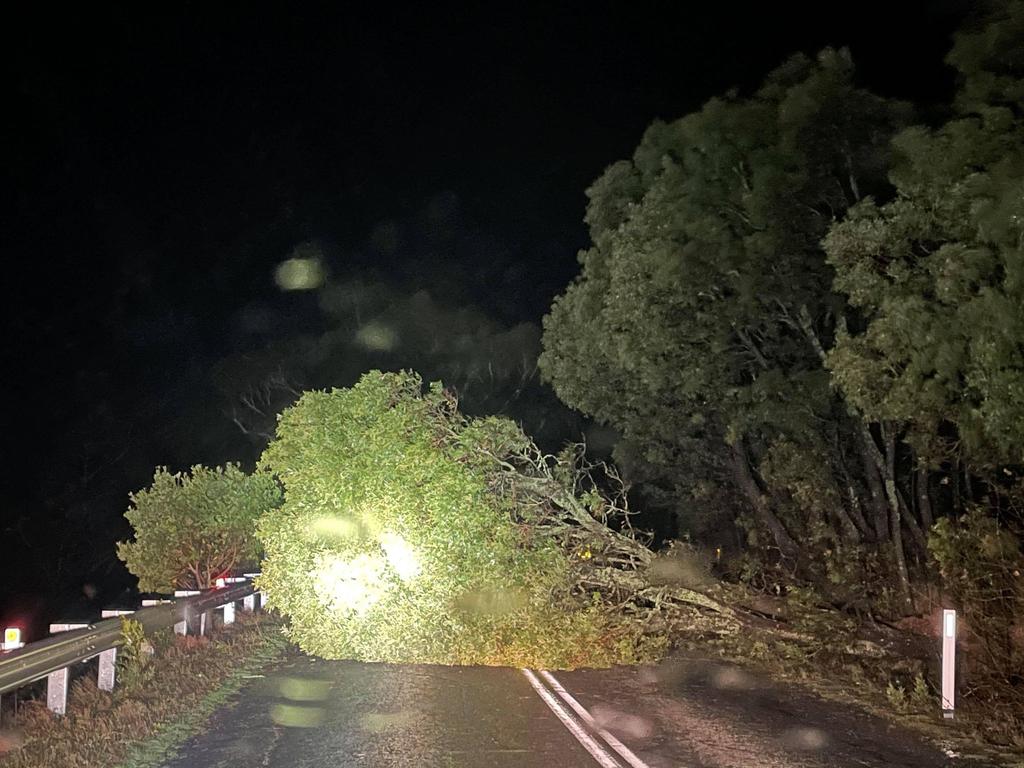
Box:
[0, 614, 285, 768]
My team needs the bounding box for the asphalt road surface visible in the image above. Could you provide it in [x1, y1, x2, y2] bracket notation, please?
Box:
[161, 650, 999, 768]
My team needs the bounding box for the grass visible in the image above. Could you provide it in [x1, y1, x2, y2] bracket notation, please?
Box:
[0, 612, 287, 768]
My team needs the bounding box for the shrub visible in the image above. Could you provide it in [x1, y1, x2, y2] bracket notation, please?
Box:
[117, 464, 281, 591]
[115, 617, 153, 693]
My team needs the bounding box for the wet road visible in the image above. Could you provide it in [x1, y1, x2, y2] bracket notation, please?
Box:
[162, 650, 998, 768]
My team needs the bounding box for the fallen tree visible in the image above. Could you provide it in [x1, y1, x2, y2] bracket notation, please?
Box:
[256, 370, 739, 668]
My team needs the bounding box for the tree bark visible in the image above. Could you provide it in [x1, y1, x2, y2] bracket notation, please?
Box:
[837, 463, 872, 540]
[856, 427, 891, 543]
[916, 468, 934, 530]
[882, 430, 913, 607]
[730, 442, 800, 561]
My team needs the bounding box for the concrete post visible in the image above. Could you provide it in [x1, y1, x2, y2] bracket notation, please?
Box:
[243, 594, 256, 612]
[223, 601, 235, 625]
[46, 623, 88, 715]
[46, 668, 69, 715]
[175, 591, 202, 636]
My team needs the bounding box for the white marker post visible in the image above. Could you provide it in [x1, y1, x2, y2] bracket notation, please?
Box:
[47, 623, 88, 715]
[942, 609, 956, 718]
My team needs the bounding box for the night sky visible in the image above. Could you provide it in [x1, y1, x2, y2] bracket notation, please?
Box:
[2, 1, 972, 630]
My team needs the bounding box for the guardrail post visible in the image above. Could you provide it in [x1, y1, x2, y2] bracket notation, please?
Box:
[46, 623, 88, 715]
[222, 600, 236, 625]
[175, 591, 202, 635]
[243, 593, 256, 612]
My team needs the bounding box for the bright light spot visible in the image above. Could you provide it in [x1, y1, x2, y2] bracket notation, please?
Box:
[380, 532, 420, 582]
[3, 627, 20, 646]
[360, 510, 384, 537]
[312, 553, 387, 616]
[354, 321, 398, 351]
[275, 256, 325, 291]
[215, 577, 226, 588]
[944, 610, 956, 638]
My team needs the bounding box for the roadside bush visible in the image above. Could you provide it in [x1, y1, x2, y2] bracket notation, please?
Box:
[117, 464, 281, 591]
[115, 618, 154, 693]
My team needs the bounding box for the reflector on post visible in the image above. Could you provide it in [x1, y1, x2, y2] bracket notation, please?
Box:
[2, 627, 23, 651]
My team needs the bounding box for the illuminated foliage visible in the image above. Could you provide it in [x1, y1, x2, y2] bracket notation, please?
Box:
[256, 371, 662, 667]
[117, 464, 281, 591]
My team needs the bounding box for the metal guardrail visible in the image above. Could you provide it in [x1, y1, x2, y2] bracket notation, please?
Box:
[0, 581, 260, 714]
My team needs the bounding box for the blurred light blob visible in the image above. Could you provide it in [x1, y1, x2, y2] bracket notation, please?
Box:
[312, 553, 387, 615]
[279, 676, 331, 702]
[711, 665, 755, 690]
[310, 516, 359, 540]
[270, 703, 325, 728]
[781, 727, 829, 750]
[275, 256, 325, 291]
[591, 704, 654, 740]
[380, 532, 420, 582]
[354, 320, 398, 351]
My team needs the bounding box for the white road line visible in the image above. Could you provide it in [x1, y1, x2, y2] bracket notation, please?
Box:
[521, 668, 623, 768]
[539, 670, 652, 768]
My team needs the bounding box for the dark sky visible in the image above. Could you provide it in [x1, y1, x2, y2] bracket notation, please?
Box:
[1, 1, 973, 625]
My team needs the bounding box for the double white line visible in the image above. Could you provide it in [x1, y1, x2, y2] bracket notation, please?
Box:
[521, 669, 650, 768]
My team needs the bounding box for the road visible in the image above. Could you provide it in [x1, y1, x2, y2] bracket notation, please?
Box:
[161, 650, 996, 768]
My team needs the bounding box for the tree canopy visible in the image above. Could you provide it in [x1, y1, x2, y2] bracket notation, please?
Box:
[541, 49, 910, 589]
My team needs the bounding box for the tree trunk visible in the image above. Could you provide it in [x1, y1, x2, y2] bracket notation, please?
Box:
[856, 427, 891, 543]
[831, 491, 862, 545]
[730, 442, 800, 561]
[882, 430, 913, 608]
[896, 487, 928, 556]
[839, 471, 872, 540]
[916, 467, 934, 531]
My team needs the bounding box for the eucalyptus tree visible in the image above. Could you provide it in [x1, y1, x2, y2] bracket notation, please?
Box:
[541, 50, 913, 596]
